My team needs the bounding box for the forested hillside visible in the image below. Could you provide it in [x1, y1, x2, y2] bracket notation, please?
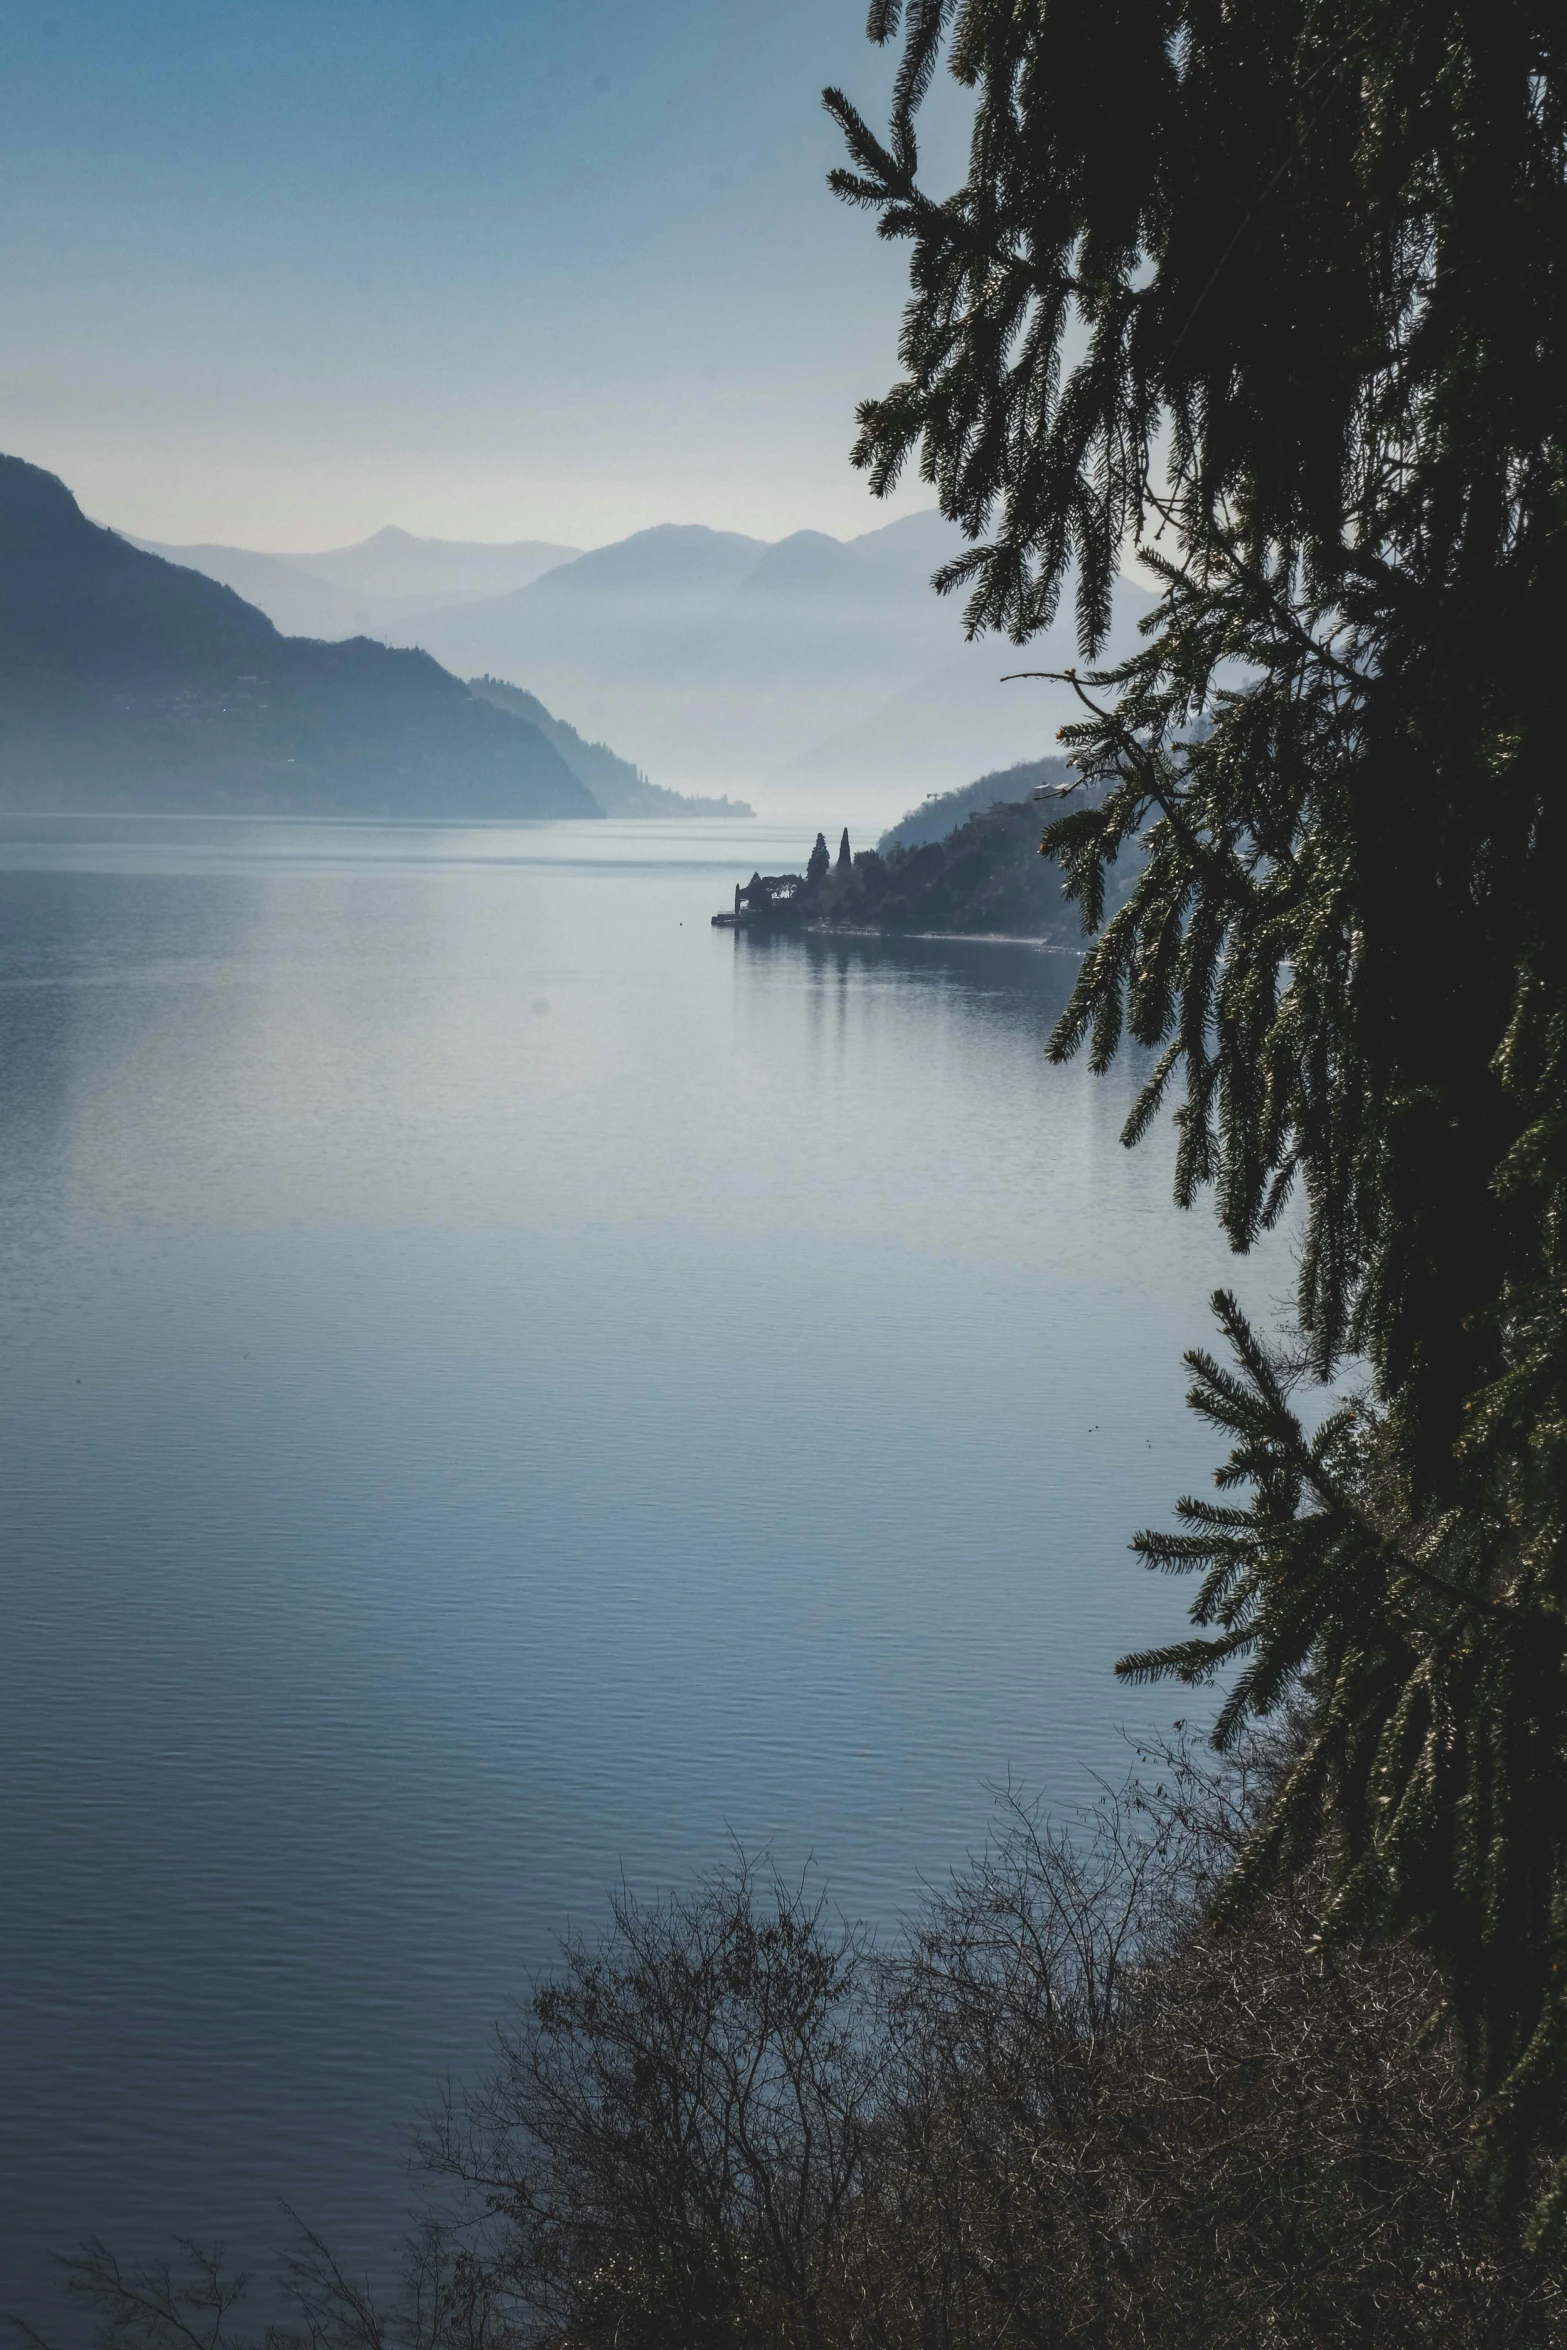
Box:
[876, 755, 1070, 853]
[827, 801, 1085, 937]
[0, 456, 596, 818]
[730, 787, 1130, 940]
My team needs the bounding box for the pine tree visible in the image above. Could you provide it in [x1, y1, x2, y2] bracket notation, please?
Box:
[829, 0, 1567, 2223]
[808, 832, 831, 887]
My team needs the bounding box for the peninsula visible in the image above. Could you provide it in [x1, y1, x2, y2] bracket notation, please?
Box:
[715, 783, 1131, 945]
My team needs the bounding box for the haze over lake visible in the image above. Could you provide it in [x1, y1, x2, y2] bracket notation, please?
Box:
[0, 817, 1291, 2327]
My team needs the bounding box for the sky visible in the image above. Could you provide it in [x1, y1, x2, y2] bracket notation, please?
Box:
[0, 1, 974, 551]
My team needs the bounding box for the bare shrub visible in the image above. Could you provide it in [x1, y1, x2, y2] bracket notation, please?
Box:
[419, 1857, 879, 2350]
[854, 1750, 1561, 2348]
[22, 1762, 1567, 2350]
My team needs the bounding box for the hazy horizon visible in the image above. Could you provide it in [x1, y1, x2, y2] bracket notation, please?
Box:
[121, 509, 935, 564]
[0, 1, 973, 551]
[0, 0, 1130, 824]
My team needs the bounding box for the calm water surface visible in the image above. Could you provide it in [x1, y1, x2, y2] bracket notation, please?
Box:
[0, 817, 1293, 2327]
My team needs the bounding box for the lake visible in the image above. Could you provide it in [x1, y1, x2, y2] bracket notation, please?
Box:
[0, 816, 1293, 2330]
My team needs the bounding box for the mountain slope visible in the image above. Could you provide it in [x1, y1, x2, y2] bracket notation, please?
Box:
[825, 799, 1097, 938]
[126, 539, 366, 639]
[737, 800, 1098, 941]
[845, 508, 969, 583]
[466, 678, 752, 818]
[0, 456, 597, 818]
[836, 800, 1083, 937]
[110, 496, 1160, 820]
[877, 757, 1072, 853]
[772, 785, 1133, 940]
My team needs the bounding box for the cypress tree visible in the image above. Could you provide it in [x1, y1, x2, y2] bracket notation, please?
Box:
[829, 0, 1567, 2222]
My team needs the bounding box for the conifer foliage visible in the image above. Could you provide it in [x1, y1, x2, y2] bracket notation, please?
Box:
[828, 0, 1567, 2220]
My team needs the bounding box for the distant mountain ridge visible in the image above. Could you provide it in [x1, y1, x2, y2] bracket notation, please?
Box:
[0, 455, 596, 818]
[384, 518, 1156, 811]
[126, 502, 1159, 817]
[284, 524, 581, 601]
[384, 518, 982, 804]
[129, 525, 580, 642]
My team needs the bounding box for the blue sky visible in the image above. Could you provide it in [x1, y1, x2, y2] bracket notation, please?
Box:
[0, 1, 970, 548]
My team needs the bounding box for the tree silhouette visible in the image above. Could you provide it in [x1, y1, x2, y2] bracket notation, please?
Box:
[830, 0, 1567, 2226]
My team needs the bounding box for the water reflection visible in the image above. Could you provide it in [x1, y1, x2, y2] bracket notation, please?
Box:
[0, 821, 1287, 2334]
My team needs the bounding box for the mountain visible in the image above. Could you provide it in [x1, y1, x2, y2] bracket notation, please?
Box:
[0, 455, 597, 818]
[466, 678, 752, 818]
[128, 525, 580, 640]
[741, 527, 912, 604]
[846, 508, 970, 584]
[840, 794, 1140, 938]
[877, 757, 1072, 854]
[284, 524, 579, 603]
[386, 520, 967, 803]
[387, 515, 1157, 817]
[769, 582, 1158, 811]
[122, 501, 1159, 821]
[846, 759, 1140, 931]
[517, 522, 766, 600]
[123, 540, 361, 640]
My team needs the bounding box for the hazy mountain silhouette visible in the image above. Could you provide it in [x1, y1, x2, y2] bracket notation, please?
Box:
[740, 528, 910, 603]
[123, 541, 360, 640]
[384, 521, 956, 798]
[286, 524, 579, 602]
[130, 525, 580, 641]
[764, 635, 1142, 806]
[523, 523, 766, 600]
[844, 508, 974, 584]
[130, 502, 1159, 816]
[386, 514, 1155, 811]
[0, 456, 596, 818]
[467, 677, 752, 818]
